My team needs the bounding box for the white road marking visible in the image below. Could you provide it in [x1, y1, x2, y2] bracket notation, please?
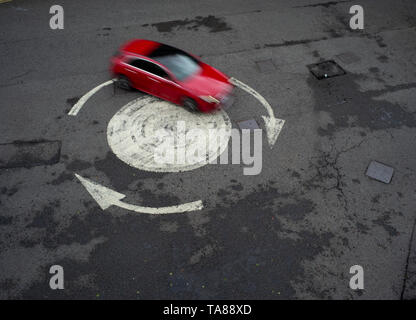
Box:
[229, 77, 285, 148]
[69, 76, 282, 215]
[107, 96, 232, 172]
[75, 174, 203, 214]
[68, 79, 115, 116]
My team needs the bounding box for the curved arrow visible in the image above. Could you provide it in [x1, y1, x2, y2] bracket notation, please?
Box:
[68, 79, 115, 116]
[68, 78, 285, 149]
[229, 77, 285, 148]
[75, 174, 204, 214]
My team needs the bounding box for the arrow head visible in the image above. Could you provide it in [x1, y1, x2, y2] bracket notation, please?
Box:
[75, 174, 125, 210]
[262, 116, 285, 148]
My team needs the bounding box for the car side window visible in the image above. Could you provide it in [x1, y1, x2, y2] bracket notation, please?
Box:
[128, 59, 170, 79]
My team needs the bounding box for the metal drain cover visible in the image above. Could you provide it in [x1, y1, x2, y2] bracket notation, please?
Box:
[308, 60, 346, 80]
[365, 161, 394, 184]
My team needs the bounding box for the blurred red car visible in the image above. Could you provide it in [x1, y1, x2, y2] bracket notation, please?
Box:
[111, 39, 233, 112]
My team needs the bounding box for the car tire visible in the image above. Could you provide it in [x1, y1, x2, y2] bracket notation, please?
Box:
[183, 97, 199, 112]
[116, 75, 133, 90]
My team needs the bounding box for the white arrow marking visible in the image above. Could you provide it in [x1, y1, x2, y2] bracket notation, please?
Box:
[229, 77, 285, 148]
[75, 174, 204, 214]
[68, 79, 115, 116]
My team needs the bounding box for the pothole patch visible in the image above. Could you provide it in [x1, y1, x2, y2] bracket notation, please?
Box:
[0, 140, 61, 169]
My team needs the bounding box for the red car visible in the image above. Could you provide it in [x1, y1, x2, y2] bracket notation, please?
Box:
[111, 39, 233, 112]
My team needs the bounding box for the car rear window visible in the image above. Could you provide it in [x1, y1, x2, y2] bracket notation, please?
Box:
[149, 44, 201, 81]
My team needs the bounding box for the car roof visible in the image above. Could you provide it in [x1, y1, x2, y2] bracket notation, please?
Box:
[121, 39, 161, 56]
[121, 39, 196, 60]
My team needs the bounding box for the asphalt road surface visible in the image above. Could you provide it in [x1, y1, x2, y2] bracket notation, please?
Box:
[1, 0, 416, 299]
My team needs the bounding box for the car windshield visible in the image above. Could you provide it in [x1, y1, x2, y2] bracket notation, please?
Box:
[153, 54, 201, 81]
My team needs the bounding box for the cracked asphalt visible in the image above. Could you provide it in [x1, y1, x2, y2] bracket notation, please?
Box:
[1, 0, 416, 299]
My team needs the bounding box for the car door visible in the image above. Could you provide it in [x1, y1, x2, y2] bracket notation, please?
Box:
[124, 58, 151, 91]
[147, 65, 182, 104]
[128, 59, 167, 97]
[126, 58, 181, 103]
[136, 61, 178, 102]
[139, 61, 166, 98]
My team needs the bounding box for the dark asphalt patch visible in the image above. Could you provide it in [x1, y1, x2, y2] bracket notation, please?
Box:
[230, 182, 243, 191]
[28, 205, 56, 229]
[135, 188, 181, 208]
[308, 60, 346, 80]
[264, 37, 329, 48]
[66, 159, 92, 171]
[356, 222, 371, 234]
[94, 151, 167, 191]
[293, 0, 351, 8]
[66, 97, 80, 106]
[0, 216, 13, 225]
[373, 213, 400, 237]
[0, 140, 61, 169]
[369, 67, 380, 74]
[1, 186, 18, 196]
[374, 35, 388, 48]
[17, 182, 332, 299]
[307, 74, 416, 135]
[277, 199, 316, 221]
[143, 15, 232, 33]
[377, 55, 389, 63]
[49, 171, 74, 185]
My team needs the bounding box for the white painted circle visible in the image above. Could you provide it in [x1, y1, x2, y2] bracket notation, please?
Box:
[107, 96, 231, 172]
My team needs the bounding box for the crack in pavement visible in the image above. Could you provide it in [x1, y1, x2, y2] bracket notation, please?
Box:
[306, 138, 367, 211]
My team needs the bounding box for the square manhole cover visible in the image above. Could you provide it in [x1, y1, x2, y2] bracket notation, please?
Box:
[237, 119, 260, 130]
[308, 60, 346, 80]
[255, 59, 276, 73]
[365, 161, 394, 184]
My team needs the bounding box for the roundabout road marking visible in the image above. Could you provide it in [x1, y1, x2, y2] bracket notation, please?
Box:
[107, 96, 231, 172]
[75, 174, 204, 214]
[68, 79, 115, 116]
[229, 77, 285, 148]
[68, 76, 285, 214]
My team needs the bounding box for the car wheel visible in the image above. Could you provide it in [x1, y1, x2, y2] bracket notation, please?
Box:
[117, 75, 132, 90]
[183, 97, 199, 112]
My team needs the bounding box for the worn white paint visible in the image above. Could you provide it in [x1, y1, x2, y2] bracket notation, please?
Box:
[75, 174, 203, 214]
[68, 79, 115, 116]
[229, 77, 285, 148]
[107, 96, 232, 172]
